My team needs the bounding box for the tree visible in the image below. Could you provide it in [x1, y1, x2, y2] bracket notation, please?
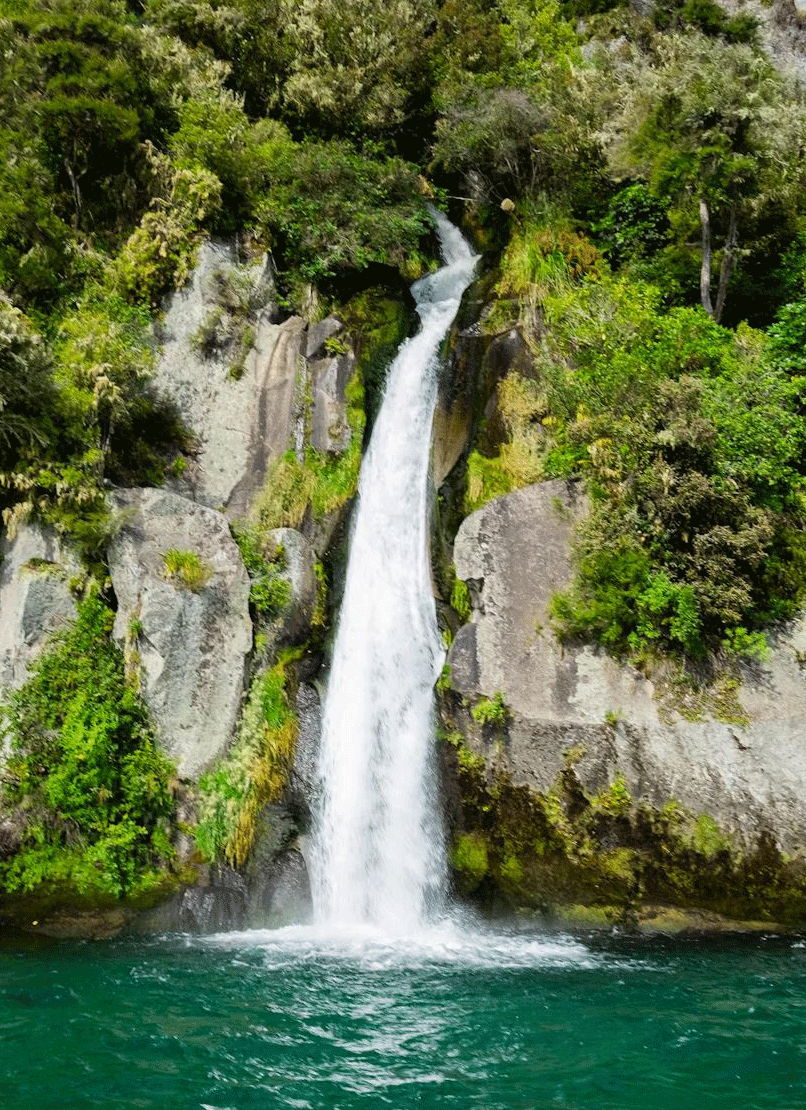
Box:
[0, 296, 55, 468]
[279, 0, 435, 135]
[603, 33, 806, 321]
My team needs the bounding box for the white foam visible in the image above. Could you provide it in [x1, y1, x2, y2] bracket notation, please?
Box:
[200, 919, 607, 972]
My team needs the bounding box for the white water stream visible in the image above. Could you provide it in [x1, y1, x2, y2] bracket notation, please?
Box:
[311, 211, 478, 930]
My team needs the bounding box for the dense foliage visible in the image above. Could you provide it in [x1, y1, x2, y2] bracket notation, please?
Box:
[2, 0, 806, 908]
[0, 596, 175, 899]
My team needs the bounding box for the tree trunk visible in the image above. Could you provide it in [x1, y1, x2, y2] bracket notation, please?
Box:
[64, 157, 83, 229]
[714, 203, 739, 324]
[699, 198, 715, 318]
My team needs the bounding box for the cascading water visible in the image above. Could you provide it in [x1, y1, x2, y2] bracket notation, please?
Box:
[311, 211, 478, 930]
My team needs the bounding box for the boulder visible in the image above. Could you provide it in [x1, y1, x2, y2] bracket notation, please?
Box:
[107, 488, 252, 779]
[305, 315, 344, 360]
[0, 524, 80, 693]
[449, 480, 806, 854]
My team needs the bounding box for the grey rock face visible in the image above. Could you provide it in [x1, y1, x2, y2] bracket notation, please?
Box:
[265, 527, 317, 646]
[133, 864, 248, 934]
[450, 480, 806, 853]
[153, 246, 360, 521]
[0, 524, 80, 693]
[309, 353, 356, 455]
[107, 488, 252, 780]
[259, 848, 313, 926]
[305, 315, 344, 360]
[719, 0, 806, 83]
[246, 799, 313, 926]
[151, 239, 306, 519]
[289, 681, 321, 820]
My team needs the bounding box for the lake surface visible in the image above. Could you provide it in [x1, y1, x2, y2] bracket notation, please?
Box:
[2, 921, 805, 1110]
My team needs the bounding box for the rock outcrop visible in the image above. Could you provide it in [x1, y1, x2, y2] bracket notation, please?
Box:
[151, 239, 307, 518]
[309, 352, 356, 456]
[153, 245, 359, 522]
[0, 524, 81, 695]
[264, 527, 318, 647]
[448, 480, 806, 870]
[107, 488, 252, 780]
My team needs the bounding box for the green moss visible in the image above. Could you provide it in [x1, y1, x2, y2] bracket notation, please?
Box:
[442, 732, 806, 928]
[451, 833, 489, 893]
[500, 852, 524, 886]
[690, 814, 732, 856]
[312, 561, 328, 629]
[450, 576, 472, 621]
[340, 289, 414, 424]
[591, 773, 632, 817]
[464, 450, 515, 514]
[657, 669, 750, 727]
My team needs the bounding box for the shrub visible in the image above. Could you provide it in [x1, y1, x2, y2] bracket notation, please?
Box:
[471, 691, 508, 726]
[1, 595, 175, 900]
[232, 526, 291, 619]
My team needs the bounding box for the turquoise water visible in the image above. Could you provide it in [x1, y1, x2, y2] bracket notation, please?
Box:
[2, 923, 805, 1110]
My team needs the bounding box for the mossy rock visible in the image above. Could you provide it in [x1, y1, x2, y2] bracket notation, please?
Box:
[441, 736, 806, 930]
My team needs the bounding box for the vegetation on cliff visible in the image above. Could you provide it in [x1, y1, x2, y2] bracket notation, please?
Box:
[3, 0, 806, 917]
[0, 595, 176, 901]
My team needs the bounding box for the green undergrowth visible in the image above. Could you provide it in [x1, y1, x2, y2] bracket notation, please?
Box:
[443, 734, 806, 926]
[469, 207, 806, 663]
[231, 526, 291, 620]
[0, 595, 177, 903]
[195, 658, 298, 869]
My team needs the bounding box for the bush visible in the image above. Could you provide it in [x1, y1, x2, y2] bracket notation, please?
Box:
[112, 151, 222, 307]
[0, 296, 56, 470]
[1, 595, 175, 899]
[485, 265, 806, 659]
[253, 132, 429, 283]
[232, 526, 291, 619]
[471, 691, 508, 726]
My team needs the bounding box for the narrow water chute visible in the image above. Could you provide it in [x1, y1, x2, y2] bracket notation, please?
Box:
[311, 211, 478, 929]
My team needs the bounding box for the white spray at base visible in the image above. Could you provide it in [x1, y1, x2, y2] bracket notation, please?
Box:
[310, 211, 478, 930]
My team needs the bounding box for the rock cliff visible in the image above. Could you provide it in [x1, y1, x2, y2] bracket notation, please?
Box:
[442, 478, 806, 927]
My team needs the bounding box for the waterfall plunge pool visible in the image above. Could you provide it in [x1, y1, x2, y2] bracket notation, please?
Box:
[2, 923, 805, 1109]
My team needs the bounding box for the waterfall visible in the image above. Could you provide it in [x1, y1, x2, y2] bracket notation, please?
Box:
[311, 211, 478, 930]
